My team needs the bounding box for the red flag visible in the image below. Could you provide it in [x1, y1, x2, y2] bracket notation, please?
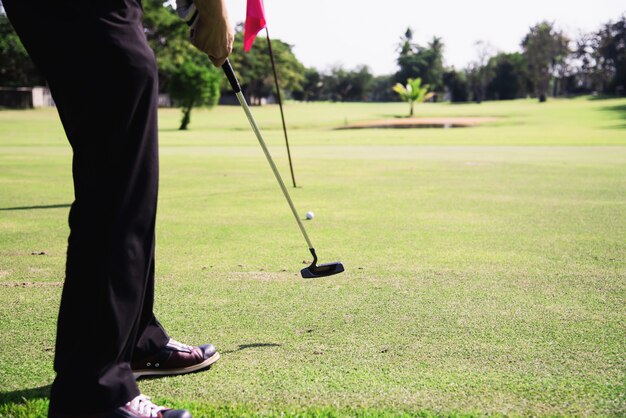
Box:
[244, 0, 267, 52]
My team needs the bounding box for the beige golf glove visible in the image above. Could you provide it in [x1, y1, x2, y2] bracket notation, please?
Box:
[176, 0, 234, 67]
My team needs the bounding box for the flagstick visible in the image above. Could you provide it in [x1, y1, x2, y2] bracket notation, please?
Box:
[265, 27, 297, 188]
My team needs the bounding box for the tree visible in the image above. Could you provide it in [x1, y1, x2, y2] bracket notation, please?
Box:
[395, 29, 446, 94]
[169, 57, 220, 130]
[465, 41, 495, 103]
[292, 67, 323, 101]
[141, 0, 221, 129]
[369, 75, 397, 102]
[141, 0, 191, 92]
[321, 66, 350, 101]
[594, 15, 626, 95]
[397, 27, 414, 56]
[426, 36, 445, 93]
[443, 69, 469, 102]
[574, 32, 604, 93]
[320, 65, 374, 102]
[227, 25, 304, 104]
[486, 52, 530, 100]
[522, 21, 570, 102]
[0, 13, 44, 86]
[392, 78, 434, 116]
[572, 16, 626, 95]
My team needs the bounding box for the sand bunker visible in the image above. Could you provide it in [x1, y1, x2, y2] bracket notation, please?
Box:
[338, 117, 499, 129]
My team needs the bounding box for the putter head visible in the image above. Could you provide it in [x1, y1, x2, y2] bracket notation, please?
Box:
[300, 248, 345, 279]
[301, 261, 344, 278]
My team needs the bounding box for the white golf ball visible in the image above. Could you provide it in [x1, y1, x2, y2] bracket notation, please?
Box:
[306, 211, 315, 220]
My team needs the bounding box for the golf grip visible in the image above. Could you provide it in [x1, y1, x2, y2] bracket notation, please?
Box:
[222, 59, 241, 93]
[221, 59, 314, 250]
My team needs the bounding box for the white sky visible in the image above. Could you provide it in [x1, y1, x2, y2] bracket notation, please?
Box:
[224, 0, 625, 75]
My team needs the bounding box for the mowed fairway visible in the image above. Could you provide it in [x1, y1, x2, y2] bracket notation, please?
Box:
[1, 97, 625, 417]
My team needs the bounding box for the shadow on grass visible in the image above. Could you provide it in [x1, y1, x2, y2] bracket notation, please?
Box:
[136, 343, 281, 381]
[0, 386, 50, 417]
[598, 103, 626, 129]
[0, 203, 71, 211]
[222, 342, 281, 354]
[587, 94, 626, 101]
[0, 346, 280, 397]
[0, 384, 50, 405]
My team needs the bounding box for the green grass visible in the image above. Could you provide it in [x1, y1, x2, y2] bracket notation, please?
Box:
[1, 97, 625, 417]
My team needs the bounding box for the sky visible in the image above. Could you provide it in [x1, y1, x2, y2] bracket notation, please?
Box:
[224, 0, 625, 75]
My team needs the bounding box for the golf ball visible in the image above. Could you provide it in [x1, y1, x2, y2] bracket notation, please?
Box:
[306, 211, 315, 220]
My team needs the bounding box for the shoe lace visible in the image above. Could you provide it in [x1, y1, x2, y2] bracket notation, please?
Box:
[127, 394, 165, 418]
[167, 338, 194, 352]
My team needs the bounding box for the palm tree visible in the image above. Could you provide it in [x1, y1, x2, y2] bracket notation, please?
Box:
[392, 77, 434, 117]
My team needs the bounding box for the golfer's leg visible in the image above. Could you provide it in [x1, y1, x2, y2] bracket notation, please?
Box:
[4, 0, 166, 414]
[132, 263, 171, 360]
[52, 15, 166, 415]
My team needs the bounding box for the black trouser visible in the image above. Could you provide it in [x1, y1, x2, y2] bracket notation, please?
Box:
[3, 0, 169, 414]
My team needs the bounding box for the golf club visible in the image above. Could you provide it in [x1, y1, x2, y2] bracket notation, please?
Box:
[221, 59, 344, 279]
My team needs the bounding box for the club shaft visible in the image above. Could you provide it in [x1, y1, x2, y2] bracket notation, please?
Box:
[234, 91, 314, 249]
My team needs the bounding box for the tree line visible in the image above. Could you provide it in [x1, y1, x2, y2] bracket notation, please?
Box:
[301, 17, 625, 104]
[1, 1, 625, 108]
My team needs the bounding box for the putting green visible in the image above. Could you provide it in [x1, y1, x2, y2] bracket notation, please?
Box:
[1, 97, 625, 417]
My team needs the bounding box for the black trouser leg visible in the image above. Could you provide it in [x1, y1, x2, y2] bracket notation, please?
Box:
[4, 0, 169, 414]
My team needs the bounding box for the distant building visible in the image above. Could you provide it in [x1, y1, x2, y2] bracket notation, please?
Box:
[0, 86, 54, 108]
[158, 93, 172, 107]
